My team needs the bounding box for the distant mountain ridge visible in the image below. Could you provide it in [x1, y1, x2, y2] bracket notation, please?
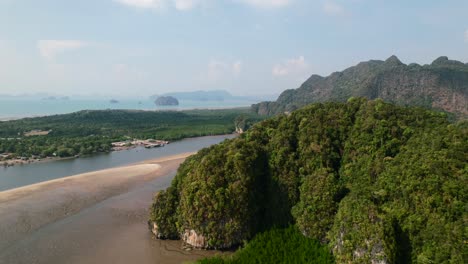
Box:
[162, 90, 233, 101]
[252, 56, 468, 119]
[150, 90, 277, 102]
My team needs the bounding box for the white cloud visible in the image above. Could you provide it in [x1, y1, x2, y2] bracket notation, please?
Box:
[113, 63, 148, 80]
[116, 0, 292, 10]
[272, 56, 310, 77]
[465, 29, 468, 43]
[207, 60, 227, 80]
[206, 59, 242, 81]
[38, 40, 88, 60]
[236, 0, 292, 8]
[115, 0, 202, 10]
[174, 0, 199, 10]
[114, 0, 165, 9]
[254, 24, 264, 31]
[323, 0, 344, 16]
[233, 60, 242, 74]
[113, 63, 130, 74]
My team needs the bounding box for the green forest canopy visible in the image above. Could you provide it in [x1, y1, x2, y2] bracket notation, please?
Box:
[198, 226, 334, 264]
[150, 98, 467, 263]
[0, 108, 262, 158]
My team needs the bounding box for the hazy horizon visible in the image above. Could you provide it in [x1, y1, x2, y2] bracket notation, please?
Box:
[1, 0, 467, 97]
[0, 89, 278, 99]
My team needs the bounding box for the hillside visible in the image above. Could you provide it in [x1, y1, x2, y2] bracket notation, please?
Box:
[149, 99, 467, 263]
[252, 56, 468, 119]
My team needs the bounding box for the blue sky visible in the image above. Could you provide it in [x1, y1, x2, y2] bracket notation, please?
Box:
[0, 0, 467, 97]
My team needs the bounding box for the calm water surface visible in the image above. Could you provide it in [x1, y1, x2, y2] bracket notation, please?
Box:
[0, 135, 235, 191]
[0, 98, 256, 120]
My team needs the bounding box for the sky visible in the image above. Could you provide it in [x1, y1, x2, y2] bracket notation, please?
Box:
[0, 0, 467, 97]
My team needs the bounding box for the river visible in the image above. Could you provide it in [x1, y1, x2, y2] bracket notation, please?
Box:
[0, 135, 235, 192]
[0, 135, 235, 264]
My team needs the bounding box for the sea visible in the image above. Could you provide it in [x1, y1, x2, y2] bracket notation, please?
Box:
[0, 98, 259, 120]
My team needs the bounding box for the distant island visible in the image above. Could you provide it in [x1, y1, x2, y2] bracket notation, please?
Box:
[162, 90, 232, 101]
[4, 94, 67, 101]
[150, 90, 276, 103]
[154, 96, 179, 106]
[110, 99, 119, 104]
[40, 96, 70, 101]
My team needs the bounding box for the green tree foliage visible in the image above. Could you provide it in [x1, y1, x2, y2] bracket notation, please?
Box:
[198, 226, 334, 264]
[0, 109, 264, 159]
[329, 195, 396, 264]
[179, 140, 268, 248]
[292, 168, 341, 242]
[149, 99, 467, 263]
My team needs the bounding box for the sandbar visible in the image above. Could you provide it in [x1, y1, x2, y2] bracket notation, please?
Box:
[0, 152, 225, 264]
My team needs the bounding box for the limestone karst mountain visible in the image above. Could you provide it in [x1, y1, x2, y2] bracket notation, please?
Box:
[252, 56, 468, 119]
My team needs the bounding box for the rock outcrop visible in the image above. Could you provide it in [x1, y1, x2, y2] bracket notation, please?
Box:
[150, 222, 231, 249]
[182, 229, 208, 248]
[149, 222, 161, 238]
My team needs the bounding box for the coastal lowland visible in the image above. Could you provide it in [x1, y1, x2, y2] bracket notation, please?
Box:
[0, 108, 262, 166]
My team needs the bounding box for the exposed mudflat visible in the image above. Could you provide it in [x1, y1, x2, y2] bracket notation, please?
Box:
[0, 153, 226, 264]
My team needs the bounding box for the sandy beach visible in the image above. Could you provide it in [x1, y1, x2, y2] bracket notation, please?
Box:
[0, 152, 226, 264]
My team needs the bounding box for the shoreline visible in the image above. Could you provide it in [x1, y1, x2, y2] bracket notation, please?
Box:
[1, 156, 72, 167]
[1, 133, 236, 168]
[0, 152, 195, 198]
[0, 134, 236, 193]
[0, 152, 227, 263]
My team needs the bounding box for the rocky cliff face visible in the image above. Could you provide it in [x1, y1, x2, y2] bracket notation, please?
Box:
[252, 56, 468, 119]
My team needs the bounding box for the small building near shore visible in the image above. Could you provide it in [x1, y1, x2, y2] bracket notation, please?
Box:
[24, 130, 52, 137]
[112, 141, 131, 147]
[0, 153, 11, 159]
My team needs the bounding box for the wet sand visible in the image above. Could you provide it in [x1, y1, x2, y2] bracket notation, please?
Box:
[0, 153, 226, 264]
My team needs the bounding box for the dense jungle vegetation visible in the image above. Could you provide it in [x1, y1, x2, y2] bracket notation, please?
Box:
[198, 226, 334, 264]
[150, 98, 467, 263]
[0, 108, 262, 159]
